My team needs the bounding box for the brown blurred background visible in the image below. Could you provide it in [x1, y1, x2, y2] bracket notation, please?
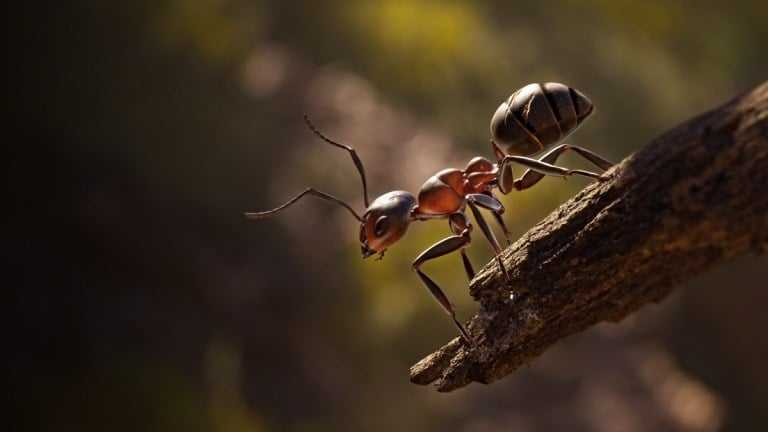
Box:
[10, 1, 768, 431]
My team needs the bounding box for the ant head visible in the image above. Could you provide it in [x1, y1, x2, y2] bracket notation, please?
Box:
[359, 191, 416, 259]
[247, 115, 415, 260]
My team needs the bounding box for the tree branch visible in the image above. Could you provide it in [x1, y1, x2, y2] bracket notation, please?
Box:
[410, 81, 768, 392]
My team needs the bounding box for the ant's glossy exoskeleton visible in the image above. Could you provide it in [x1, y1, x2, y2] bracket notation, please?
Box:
[246, 83, 614, 345]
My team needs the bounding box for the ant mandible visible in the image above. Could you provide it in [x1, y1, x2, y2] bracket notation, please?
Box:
[246, 82, 614, 345]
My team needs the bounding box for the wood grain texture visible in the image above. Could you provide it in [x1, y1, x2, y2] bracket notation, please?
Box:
[410, 81, 768, 392]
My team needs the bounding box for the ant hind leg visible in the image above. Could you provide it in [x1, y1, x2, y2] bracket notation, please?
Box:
[514, 144, 614, 191]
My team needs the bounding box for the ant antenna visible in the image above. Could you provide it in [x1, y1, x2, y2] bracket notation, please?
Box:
[303, 114, 371, 208]
[245, 188, 363, 222]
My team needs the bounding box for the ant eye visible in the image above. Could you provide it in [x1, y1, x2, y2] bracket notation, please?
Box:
[374, 215, 390, 237]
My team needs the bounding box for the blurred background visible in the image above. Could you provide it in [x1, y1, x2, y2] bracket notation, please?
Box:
[10, 1, 768, 431]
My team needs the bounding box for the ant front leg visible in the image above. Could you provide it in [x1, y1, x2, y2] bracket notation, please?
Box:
[449, 213, 475, 281]
[514, 144, 614, 191]
[412, 230, 474, 345]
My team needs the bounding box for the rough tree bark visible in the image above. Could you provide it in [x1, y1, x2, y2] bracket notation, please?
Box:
[410, 81, 768, 392]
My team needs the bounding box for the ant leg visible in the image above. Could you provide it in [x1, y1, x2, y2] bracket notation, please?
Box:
[412, 230, 474, 345]
[562, 145, 614, 170]
[492, 140, 517, 195]
[460, 250, 475, 281]
[492, 213, 512, 246]
[483, 191, 512, 246]
[499, 155, 606, 189]
[466, 193, 504, 213]
[466, 197, 511, 283]
[515, 144, 614, 191]
[449, 214, 475, 281]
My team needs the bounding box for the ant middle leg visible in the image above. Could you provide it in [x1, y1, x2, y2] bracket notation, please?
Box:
[514, 144, 614, 191]
[466, 197, 511, 283]
[482, 191, 512, 246]
[412, 230, 474, 345]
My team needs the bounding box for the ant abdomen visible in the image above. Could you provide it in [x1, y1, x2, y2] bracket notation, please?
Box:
[490, 82, 594, 156]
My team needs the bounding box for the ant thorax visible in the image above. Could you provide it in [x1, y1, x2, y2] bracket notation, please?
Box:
[413, 157, 497, 217]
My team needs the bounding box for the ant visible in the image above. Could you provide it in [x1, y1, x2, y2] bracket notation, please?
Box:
[246, 83, 614, 345]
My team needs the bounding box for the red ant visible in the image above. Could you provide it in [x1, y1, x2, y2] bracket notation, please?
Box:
[246, 83, 614, 345]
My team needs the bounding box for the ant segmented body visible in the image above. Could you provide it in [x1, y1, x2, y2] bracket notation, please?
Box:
[246, 83, 614, 345]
